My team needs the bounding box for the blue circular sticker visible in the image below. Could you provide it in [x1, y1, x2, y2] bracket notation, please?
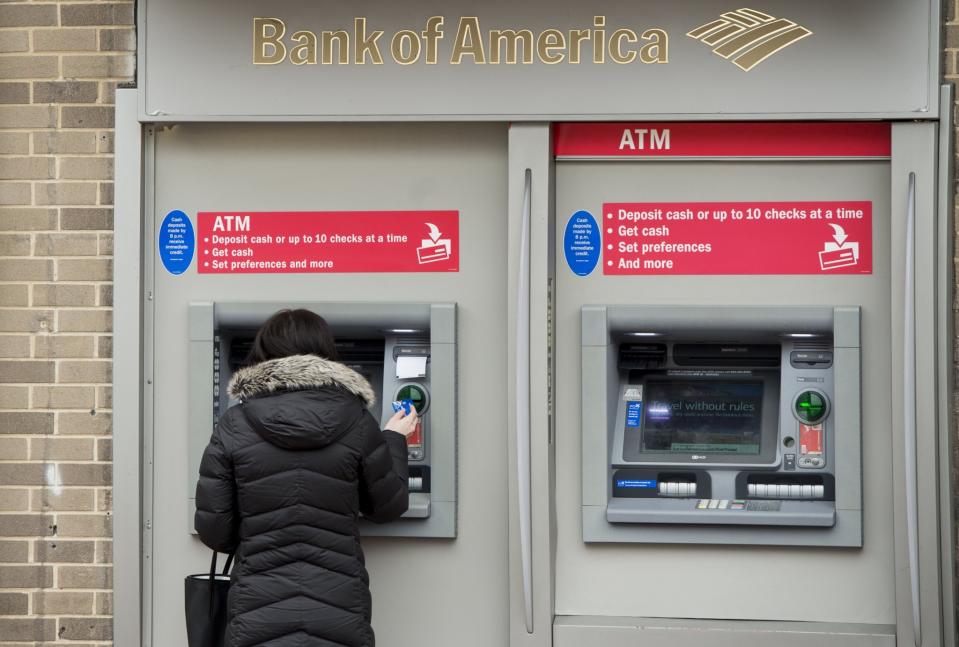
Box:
[158, 210, 195, 275]
[563, 210, 601, 276]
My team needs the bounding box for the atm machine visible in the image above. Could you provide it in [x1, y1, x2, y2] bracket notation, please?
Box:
[583, 305, 860, 546]
[187, 301, 457, 538]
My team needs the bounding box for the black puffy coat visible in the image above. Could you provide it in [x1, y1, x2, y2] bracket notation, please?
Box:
[195, 354, 409, 647]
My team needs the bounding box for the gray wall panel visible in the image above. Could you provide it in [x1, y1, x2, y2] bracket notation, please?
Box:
[553, 158, 894, 622]
[146, 123, 509, 647]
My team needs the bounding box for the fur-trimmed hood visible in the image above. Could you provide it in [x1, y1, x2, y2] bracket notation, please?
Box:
[226, 355, 377, 451]
[228, 354, 376, 405]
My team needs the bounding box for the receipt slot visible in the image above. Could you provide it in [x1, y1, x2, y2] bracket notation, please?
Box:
[187, 300, 457, 538]
[583, 305, 861, 545]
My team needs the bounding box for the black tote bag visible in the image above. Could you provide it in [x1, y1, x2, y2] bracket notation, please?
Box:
[185, 551, 234, 647]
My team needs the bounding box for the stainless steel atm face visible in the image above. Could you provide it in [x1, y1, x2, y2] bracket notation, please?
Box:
[187, 301, 456, 535]
[585, 305, 861, 544]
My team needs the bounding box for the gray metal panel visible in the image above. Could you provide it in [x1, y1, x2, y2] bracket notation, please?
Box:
[140, 125, 159, 647]
[360, 501, 454, 538]
[185, 303, 214, 527]
[215, 300, 431, 330]
[553, 616, 896, 647]
[606, 499, 836, 526]
[112, 88, 143, 647]
[832, 346, 862, 526]
[833, 306, 861, 349]
[554, 157, 893, 622]
[605, 304, 834, 335]
[580, 344, 607, 512]
[583, 505, 863, 548]
[430, 302, 456, 345]
[147, 123, 509, 647]
[427, 302, 457, 534]
[890, 122, 945, 646]
[507, 123, 555, 647]
[581, 306, 608, 347]
[935, 85, 958, 646]
[140, 0, 937, 121]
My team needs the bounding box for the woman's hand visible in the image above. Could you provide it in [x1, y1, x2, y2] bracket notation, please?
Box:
[385, 407, 418, 437]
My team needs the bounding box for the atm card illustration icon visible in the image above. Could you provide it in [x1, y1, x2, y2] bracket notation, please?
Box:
[818, 224, 859, 271]
[687, 8, 812, 71]
[417, 222, 451, 264]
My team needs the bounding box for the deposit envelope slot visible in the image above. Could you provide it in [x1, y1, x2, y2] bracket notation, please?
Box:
[581, 304, 862, 547]
[189, 300, 458, 539]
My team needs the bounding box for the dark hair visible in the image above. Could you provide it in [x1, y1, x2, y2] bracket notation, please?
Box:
[247, 309, 339, 364]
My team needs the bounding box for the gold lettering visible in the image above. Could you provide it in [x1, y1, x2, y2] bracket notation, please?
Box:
[354, 17, 384, 65]
[640, 28, 668, 63]
[592, 16, 606, 64]
[253, 17, 286, 65]
[422, 16, 444, 64]
[321, 30, 349, 64]
[568, 29, 590, 64]
[290, 30, 317, 65]
[391, 29, 421, 65]
[489, 29, 534, 64]
[536, 29, 565, 64]
[609, 28, 637, 64]
[451, 17, 486, 64]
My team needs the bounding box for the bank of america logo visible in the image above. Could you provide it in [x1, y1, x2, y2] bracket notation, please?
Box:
[687, 8, 812, 71]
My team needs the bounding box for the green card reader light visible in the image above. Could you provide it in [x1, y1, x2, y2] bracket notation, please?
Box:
[794, 390, 829, 424]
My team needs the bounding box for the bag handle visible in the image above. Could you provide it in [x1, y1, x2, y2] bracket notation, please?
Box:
[207, 550, 234, 617]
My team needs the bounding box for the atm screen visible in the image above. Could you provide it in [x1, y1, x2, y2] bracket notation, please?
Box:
[641, 381, 764, 455]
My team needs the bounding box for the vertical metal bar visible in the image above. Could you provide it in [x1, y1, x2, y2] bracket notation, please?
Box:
[112, 88, 144, 647]
[517, 168, 533, 634]
[903, 171, 921, 647]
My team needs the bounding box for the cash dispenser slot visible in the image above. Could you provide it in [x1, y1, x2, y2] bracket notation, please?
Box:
[737, 473, 834, 501]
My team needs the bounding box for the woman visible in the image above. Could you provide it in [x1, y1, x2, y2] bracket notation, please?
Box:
[195, 309, 416, 647]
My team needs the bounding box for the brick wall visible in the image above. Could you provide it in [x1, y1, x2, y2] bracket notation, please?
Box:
[0, 1, 133, 645]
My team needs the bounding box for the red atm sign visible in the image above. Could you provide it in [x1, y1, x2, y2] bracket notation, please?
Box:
[196, 211, 459, 273]
[603, 201, 872, 275]
[553, 122, 891, 158]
